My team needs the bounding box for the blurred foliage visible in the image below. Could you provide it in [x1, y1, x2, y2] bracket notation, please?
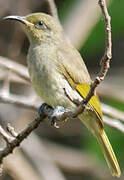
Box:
[80, 0, 124, 68]
[55, 0, 76, 21]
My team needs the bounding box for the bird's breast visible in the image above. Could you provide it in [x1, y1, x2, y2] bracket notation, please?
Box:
[27, 44, 82, 109]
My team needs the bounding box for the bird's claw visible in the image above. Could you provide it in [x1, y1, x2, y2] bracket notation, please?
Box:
[51, 119, 60, 128]
[38, 104, 68, 128]
[50, 106, 68, 128]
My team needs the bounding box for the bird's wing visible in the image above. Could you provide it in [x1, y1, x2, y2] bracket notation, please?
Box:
[76, 83, 103, 126]
[57, 42, 91, 85]
[57, 43, 103, 126]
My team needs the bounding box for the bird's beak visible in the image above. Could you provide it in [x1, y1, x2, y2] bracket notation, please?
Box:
[3, 15, 31, 26]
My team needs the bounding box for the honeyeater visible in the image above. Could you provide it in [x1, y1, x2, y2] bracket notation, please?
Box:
[3, 13, 121, 177]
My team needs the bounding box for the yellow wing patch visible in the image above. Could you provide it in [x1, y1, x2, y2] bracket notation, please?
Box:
[59, 63, 103, 125]
[76, 83, 103, 124]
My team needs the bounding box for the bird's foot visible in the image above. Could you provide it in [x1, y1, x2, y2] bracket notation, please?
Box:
[38, 104, 69, 128]
[38, 103, 53, 119]
[50, 106, 69, 128]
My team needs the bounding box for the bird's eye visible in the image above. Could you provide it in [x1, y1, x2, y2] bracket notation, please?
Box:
[35, 21, 47, 30]
[38, 21, 44, 26]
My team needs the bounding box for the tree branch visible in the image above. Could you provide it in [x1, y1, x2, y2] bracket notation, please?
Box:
[75, 0, 112, 115]
[0, 92, 38, 111]
[0, 56, 29, 82]
[46, 0, 59, 22]
[101, 103, 124, 122]
[103, 116, 124, 133]
[48, 0, 112, 123]
[63, 0, 112, 48]
[0, 104, 53, 165]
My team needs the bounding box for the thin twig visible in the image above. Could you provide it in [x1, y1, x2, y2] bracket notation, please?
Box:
[103, 116, 124, 133]
[75, 0, 112, 115]
[63, 0, 112, 48]
[0, 68, 29, 85]
[46, 0, 59, 22]
[0, 56, 29, 82]
[102, 103, 124, 122]
[0, 126, 15, 143]
[0, 90, 123, 133]
[7, 123, 18, 137]
[0, 104, 53, 164]
[0, 92, 38, 111]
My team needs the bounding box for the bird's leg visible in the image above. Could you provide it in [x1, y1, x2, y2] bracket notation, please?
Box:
[38, 103, 53, 119]
[50, 106, 69, 128]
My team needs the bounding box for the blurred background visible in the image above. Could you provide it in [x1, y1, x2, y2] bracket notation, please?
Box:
[0, 0, 124, 179]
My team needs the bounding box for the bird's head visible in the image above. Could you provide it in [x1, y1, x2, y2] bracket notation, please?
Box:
[3, 13, 63, 44]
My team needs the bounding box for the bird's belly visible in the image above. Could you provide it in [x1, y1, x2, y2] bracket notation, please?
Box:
[27, 59, 82, 109]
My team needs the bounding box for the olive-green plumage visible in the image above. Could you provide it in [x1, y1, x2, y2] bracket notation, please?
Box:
[3, 13, 121, 177]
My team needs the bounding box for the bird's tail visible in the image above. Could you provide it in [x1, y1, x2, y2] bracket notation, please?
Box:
[96, 130, 121, 177]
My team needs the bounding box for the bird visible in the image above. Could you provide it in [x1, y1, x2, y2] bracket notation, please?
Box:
[3, 12, 121, 177]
